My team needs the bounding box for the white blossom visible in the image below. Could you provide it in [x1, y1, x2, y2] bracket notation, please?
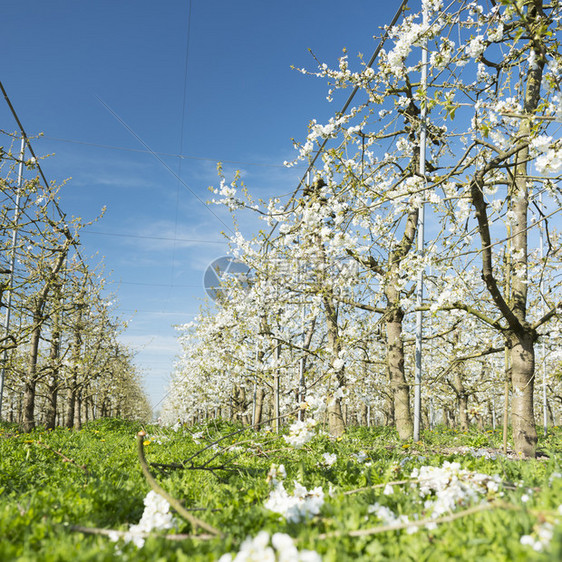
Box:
[411, 461, 501, 519]
[368, 502, 417, 533]
[488, 22, 503, 42]
[110, 491, 176, 549]
[265, 481, 325, 523]
[219, 531, 322, 562]
[466, 35, 486, 59]
[422, 0, 443, 14]
[383, 483, 394, 496]
[320, 453, 338, 467]
[284, 419, 317, 448]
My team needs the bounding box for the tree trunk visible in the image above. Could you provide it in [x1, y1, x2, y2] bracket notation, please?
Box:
[239, 385, 250, 425]
[84, 396, 91, 423]
[477, 414, 484, 431]
[510, 332, 537, 457]
[478, 3, 544, 456]
[45, 383, 58, 430]
[22, 317, 42, 432]
[324, 295, 346, 438]
[312, 219, 345, 438]
[66, 300, 84, 429]
[65, 378, 76, 428]
[327, 397, 345, 437]
[22, 244, 70, 432]
[22, 380, 36, 432]
[298, 318, 316, 420]
[454, 373, 469, 431]
[422, 406, 430, 432]
[254, 386, 265, 430]
[383, 388, 395, 427]
[359, 402, 368, 426]
[45, 294, 61, 430]
[386, 310, 413, 439]
[379, 202, 418, 441]
[444, 406, 453, 428]
[74, 394, 82, 429]
[100, 397, 108, 418]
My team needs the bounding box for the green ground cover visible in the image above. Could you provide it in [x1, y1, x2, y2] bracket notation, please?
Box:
[1, 419, 562, 561]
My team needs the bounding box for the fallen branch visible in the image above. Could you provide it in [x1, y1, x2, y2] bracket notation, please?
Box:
[69, 524, 216, 541]
[35, 440, 89, 476]
[343, 479, 411, 496]
[343, 473, 522, 496]
[136, 431, 222, 538]
[317, 500, 518, 539]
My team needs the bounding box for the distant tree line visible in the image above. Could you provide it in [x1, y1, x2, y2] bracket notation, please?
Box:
[0, 131, 151, 429]
[163, 0, 562, 458]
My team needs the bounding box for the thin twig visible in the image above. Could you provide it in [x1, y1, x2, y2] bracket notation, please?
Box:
[181, 408, 301, 469]
[136, 431, 222, 537]
[69, 524, 216, 541]
[35, 440, 89, 476]
[316, 501, 515, 539]
[343, 479, 411, 496]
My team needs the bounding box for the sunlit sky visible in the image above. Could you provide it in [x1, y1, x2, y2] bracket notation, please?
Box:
[2, 1, 406, 412]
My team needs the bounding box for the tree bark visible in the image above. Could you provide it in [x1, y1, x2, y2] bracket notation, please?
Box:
[509, 332, 537, 457]
[327, 397, 345, 437]
[503, 7, 545, 455]
[22, 380, 37, 432]
[237, 385, 250, 425]
[359, 201, 418, 440]
[74, 394, 82, 429]
[323, 293, 345, 437]
[253, 386, 265, 429]
[422, 407, 430, 432]
[22, 243, 70, 432]
[22, 314, 42, 432]
[65, 380, 76, 428]
[386, 307, 413, 439]
[469, 17, 545, 454]
[359, 402, 368, 426]
[444, 406, 454, 428]
[383, 386, 395, 427]
[454, 372, 469, 431]
[45, 383, 58, 430]
[45, 289, 62, 430]
[66, 293, 85, 429]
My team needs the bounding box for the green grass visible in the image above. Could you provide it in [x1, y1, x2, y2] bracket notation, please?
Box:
[1, 420, 562, 560]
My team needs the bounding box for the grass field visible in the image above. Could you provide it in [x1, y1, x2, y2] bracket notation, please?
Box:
[1, 419, 562, 561]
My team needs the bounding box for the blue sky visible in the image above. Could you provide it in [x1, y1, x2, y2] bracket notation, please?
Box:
[2, 1, 406, 412]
